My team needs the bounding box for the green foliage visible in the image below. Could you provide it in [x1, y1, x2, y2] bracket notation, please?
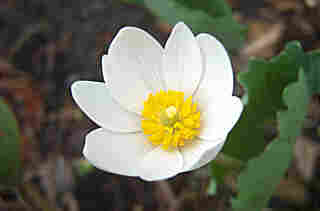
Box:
[0, 98, 21, 186]
[173, 0, 232, 18]
[212, 42, 320, 186]
[223, 41, 305, 161]
[303, 50, 320, 96]
[231, 140, 292, 211]
[232, 71, 308, 211]
[278, 71, 309, 141]
[211, 153, 244, 187]
[143, 0, 247, 51]
[211, 162, 229, 185]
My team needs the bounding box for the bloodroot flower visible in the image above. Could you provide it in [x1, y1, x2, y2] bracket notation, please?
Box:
[71, 22, 243, 181]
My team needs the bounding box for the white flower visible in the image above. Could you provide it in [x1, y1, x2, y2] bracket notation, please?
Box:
[71, 22, 243, 181]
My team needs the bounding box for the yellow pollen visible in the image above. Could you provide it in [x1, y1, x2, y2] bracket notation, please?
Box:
[165, 106, 177, 119]
[141, 90, 201, 150]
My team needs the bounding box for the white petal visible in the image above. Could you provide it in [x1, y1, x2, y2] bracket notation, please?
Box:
[199, 96, 243, 140]
[194, 33, 233, 104]
[163, 22, 202, 95]
[139, 147, 183, 181]
[107, 27, 164, 113]
[188, 139, 226, 172]
[83, 128, 154, 176]
[71, 81, 141, 132]
[102, 55, 109, 84]
[180, 138, 225, 172]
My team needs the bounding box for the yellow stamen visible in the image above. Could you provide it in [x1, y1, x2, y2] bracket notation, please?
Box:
[141, 90, 201, 150]
[165, 106, 177, 119]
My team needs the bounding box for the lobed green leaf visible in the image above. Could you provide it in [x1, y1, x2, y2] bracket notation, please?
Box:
[303, 50, 320, 96]
[232, 71, 308, 210]
[231, 140, 292, 211]
[223, 41, 305, 161]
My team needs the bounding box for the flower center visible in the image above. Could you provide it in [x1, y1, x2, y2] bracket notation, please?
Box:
[165, 106, 177, 119]
[141, 90, 201, 150]
[159, 105, 178, 126]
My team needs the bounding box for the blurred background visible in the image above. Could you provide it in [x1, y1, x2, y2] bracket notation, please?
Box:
[1, 0, 320, 210]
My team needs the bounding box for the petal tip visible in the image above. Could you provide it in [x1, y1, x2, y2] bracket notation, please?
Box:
[196, 33, 228, 54]
[70, 81, 82, 99]
[113, 26, 151, 42]
[175, 21, 186, 27]
[172, 22, 193, 34]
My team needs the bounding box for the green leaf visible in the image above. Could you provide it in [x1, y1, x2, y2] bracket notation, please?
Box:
[173, 0, 232, 18]
[223, 41, 305, 161]
[231, 140, 292, 211]
[232, 70, 309, 211]
[211, 162, 229, 185]
[0, 98, 21, 186]
[211, 153, 244, 185]
[303, 50, 320, 96]
[278, 71, 309, 141]
[143, 0, 246, 51]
